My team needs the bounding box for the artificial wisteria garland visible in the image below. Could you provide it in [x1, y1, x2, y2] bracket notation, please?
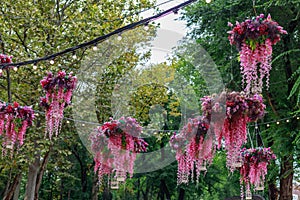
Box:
[200, 92, 266, 171]
[240, 147, 276, 193]
[40, 71, 77, 139]
[228, 14, 287, 94]
[0, 102, 34, 155]
[170, 116, 214, 184]
[90, 117, 148, 183]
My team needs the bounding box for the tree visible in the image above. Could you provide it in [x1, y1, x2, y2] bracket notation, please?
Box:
[0, 0, 155, 199]
[180, 0, 300, 199]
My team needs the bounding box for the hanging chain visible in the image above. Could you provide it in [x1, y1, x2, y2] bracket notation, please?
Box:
[255, 121, 264, 147]
[247, 126, 254, 149]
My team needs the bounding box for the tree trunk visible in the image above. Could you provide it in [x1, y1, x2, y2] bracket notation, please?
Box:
[13, 173, 22, 200]
[279, 16, 298, 200]
[2, 170, 12, 198]
[34, 149, 51, 200]
[268, 182, 279, 200]
[3, 173, 22, 200]
[60, 179, 64, 200]
[81, 167, 88, 195]
[142, 179, 150, 200]
[161, 180, 171, 200]
[102, 188, 112, 200]
[24, 157, 40, 200]
[178, 188, 185, 200]
[67, 190, 71, 200]
[91, 174, 99, 200]
[137, 178, 140, 200]
[279, 155, 293, 200]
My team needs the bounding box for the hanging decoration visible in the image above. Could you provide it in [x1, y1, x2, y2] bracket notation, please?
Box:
[0, 54, 13, 73]
[170, 116, 215, 184]
[228, 14, 287, 94]
[240, 147, 276, 195]
[200, 92, 266, 171]
[0, 54, 12, 64]
[90, 117, 148, 184]
[245, 94, 265, 122]
[0, 102, 34, 155]
[40, 71, 77, 139]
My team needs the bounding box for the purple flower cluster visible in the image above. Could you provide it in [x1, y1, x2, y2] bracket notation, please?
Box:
[241, 147, 276, 165]
[170, 117, 210, 151]
[225, 92, 248, 119]
[40, 71, 77, 92]
[200, 92, 265, 122]
[40, 71, 77, 139]
[228, 14, 287, 51]
[0, 54, 12, 64]
[0, 102, 35, 125]
[245, 94, 266, 122]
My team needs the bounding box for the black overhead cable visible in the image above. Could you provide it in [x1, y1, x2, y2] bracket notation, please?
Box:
[0, 0, 197, 69]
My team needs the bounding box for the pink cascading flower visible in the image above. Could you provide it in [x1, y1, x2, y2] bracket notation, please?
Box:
[0, 102, 34, 156]
[170, 116, 215, 184]
[228, 14, 287, 94]
[90, 117, 147, 184]
[40, 71, 77, 139]
[200, 92, 266, 171]
[240, 147, 276, 193]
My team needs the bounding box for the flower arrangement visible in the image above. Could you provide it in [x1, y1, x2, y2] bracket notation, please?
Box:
[222, 92, 248, 170]
[40, 71, 77, 139]
[200, 92, 266, 171]
[0, 54, 12, 64]
[240, 147, 276, 193]
[0, 102, 34, 155]
[245, 94, 266, 122]
[90, 117, 148, 183]
[0, 54, 13, 75]
[170, 117, 214, 184]
[228, 14, 287, 94]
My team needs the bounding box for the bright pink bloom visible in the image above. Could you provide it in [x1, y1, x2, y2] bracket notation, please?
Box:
[228, 14, 287, 94]
[40, 71, 77, 139]
[90, 117, 147, 184]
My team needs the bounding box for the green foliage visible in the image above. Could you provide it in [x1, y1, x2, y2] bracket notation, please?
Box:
[180, 0, 300, 198]
[288, 66, 300, 106]
[0, 0, 155, 199]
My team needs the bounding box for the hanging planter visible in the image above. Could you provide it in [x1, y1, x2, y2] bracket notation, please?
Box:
[170, 116, 214, 185]
[240, 147, 276, 194]
[90, 117, 148, 184]
[228, 14, 287, 94]
[40, 71, 77, 139]
[0, 102, 34, 155]
[200, 92, 266, 171]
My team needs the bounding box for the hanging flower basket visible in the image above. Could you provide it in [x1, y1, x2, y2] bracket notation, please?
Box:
[200, 92, 266, 171]
[228, 14, 287, 94]
[240, 147, 276, 193]
[170, 116, 214, 185]
[0, 102, 34, 155]
[40, 71, 77, 139]
[90, 117, 148, 184]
